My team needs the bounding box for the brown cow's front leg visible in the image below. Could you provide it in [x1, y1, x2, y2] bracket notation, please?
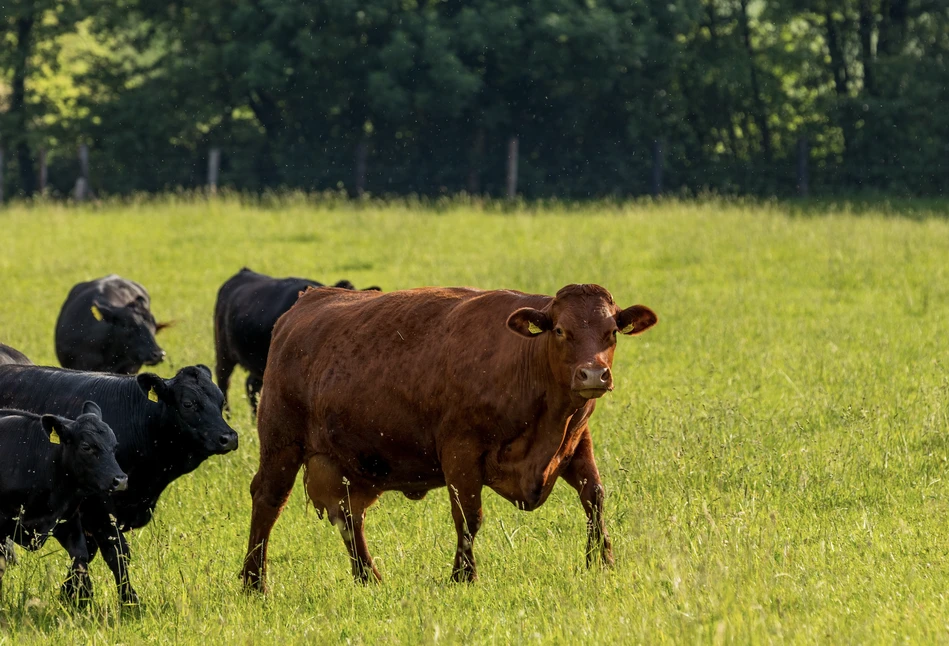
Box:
[444, 453, 484, 582]
[561, 430, 614, 567]
[242, 445, 303, 592]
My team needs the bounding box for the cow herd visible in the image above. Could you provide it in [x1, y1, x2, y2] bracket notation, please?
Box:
[0, 268, 657, 605]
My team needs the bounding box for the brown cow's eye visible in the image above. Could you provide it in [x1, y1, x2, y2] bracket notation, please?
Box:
[554, 328, 564, 337]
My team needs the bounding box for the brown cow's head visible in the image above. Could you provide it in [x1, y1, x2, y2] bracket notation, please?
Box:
[506, 284, 657, 400]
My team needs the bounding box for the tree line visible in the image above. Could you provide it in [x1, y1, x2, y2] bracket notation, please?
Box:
[1, 0, 946, 199]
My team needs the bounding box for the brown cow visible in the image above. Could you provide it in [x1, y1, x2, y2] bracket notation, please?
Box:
[241, 284, 657, 590]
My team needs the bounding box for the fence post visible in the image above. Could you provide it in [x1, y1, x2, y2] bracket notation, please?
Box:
[354, 137, 369, 196]
[506, 135, 519, 198]
[651, 139, 664, 197]
[207, 147, 220, 195]
[74, 143, 90, 201]
[38, 146, 47, 194]
[796, 135, 809, 197]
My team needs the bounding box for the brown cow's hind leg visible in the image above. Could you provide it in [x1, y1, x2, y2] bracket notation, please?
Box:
[304, 455, 381, 583]
[242, 444, 303, 592]
[443, 451, 484, 582]
[561, 431, 614, 567]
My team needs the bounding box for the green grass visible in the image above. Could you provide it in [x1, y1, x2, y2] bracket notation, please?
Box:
[2, 195, 949, 643]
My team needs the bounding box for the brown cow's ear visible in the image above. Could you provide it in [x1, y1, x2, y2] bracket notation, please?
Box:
[615, 305, 658, 336]
[507, 308, 552, 338]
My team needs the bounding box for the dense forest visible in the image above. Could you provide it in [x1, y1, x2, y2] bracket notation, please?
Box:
[0, 1, 946, 198]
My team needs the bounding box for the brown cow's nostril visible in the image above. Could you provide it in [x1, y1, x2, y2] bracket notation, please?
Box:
[578, 369, 589, 381]
[601, 368, 611, 383]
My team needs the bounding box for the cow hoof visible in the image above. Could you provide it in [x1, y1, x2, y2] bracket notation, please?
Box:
[61, 576, 94, 608]
[119, 587, 140, 607]
[241, 572, 267, 595]
[449, 569, 478, 584]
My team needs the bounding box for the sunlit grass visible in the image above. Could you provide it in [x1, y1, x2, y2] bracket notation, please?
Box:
[1, 195, 949, 642]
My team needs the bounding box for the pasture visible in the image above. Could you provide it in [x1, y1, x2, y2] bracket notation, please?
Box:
[1, 196, 949, 643]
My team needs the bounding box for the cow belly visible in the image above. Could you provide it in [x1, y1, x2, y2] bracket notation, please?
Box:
[319, 414, 445, 491]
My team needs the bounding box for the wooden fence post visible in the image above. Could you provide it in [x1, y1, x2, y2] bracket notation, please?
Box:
[354, 137, 369, 196]
[796, 135, 809, 197]
[506, 135, 519, 198]
[74, 143, 90, 201]
[38, 146, 47, 194]
[207, 147, 221, 195]
[651, 139, 664, 197]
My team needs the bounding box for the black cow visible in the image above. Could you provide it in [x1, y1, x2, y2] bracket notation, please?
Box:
[214, 268, 380, 413]
[0, 403, 127, 595]
[0, 364, 238, 605]
[0, 343, 32, 366]
[55, 275, 168, 374]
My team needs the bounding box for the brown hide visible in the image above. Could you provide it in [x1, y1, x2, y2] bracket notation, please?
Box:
[242, 284, 657, 589]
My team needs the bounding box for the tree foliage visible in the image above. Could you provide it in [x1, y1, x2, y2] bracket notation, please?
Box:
[1, 0, 947, 197]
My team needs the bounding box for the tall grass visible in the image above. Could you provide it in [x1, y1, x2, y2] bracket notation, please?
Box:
[1, 196, 949, 643]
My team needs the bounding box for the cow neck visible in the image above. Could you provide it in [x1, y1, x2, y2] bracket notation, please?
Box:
[41, 446, 78, 516]
[144, 402, 212, 481]
[517, 334, 587, 426]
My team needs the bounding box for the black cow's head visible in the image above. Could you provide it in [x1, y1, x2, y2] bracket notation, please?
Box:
[136, 365, 239, 455]
[506, 284, 657, 402]
[44, 401, 127, 495]
[92, 296, 167, 372]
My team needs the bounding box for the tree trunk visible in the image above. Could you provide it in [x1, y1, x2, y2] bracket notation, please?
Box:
[858, 0, 875, 95]
[739, 0, 772, 161]
[247, 91, 282, 187]
[12, 11, 36, 197]
[824, 10, 849, 97]
[878, 0, 908, 56]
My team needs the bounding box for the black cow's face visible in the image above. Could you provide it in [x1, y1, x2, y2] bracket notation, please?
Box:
[136, 365, 239, 455]
[506, 284, 658, 402]
[45, 401, 127, 496]
[93, 298, 166, 370]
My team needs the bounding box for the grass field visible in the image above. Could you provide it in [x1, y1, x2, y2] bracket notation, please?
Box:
[2, 195, 949, 643]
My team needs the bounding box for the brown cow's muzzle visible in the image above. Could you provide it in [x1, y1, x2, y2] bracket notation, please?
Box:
[574, 365, 613, 399]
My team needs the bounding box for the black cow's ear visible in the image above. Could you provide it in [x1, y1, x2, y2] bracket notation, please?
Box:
[195, 364, 212, 380]
[81, 401, 102, 419]
[615, 305, 658, 336]
[507, 308, 552, 338]
[91, 300, 117, 323]
[41, 415, 70, 445]
[334, 280, 355, 289]
[362, 286, 382, 292]
[137, 373, 169, 403]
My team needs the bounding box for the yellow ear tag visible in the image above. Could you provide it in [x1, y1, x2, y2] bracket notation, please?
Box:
[620, 323, 635, 334]
[148, 388, 159, 403]
[49, 428, 61, 445]
[91, 305, 103, 321]
[527, 322, 543, 335]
